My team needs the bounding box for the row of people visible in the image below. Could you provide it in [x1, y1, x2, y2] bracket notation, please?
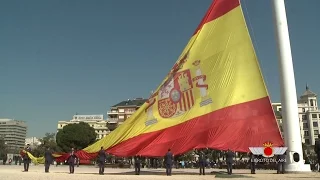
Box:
[21, 145, 286, 175]
[22, 144, 78, 174]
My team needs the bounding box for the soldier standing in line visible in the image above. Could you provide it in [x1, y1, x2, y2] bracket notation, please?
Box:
[98, 147, 106, 175]
[67, 148, 77, 174]
[248, 152, 256, 174]
[225, 149, 234, 175]
[164, 149, 173, 176]
[277, 151, 286, 174]
[134, 155, 141, 175]
[44, 147, 53, 173]
[199, 150, 206, 175]
[22, 144, 31, 172]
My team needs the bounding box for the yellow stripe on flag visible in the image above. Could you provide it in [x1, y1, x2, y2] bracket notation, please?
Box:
[83, 6, 270, 154]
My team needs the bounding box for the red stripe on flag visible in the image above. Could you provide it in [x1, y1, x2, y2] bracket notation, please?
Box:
[107, 96, 283, 157]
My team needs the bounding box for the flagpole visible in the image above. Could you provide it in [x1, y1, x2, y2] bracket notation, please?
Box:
[271, 0, 310, 172]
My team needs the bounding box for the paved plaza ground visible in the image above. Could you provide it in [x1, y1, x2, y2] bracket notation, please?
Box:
[0, 164, 320, 180]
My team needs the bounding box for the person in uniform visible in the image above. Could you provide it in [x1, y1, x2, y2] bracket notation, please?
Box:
[98, 146, 106, 175]
[44, 147, 53, 173]
[67, 148, 77, 174]
[314, 134, 320, 172]
[134, 155, 141, 175]
[277, 151, 286, 174]
[164, 149, 173, 176]
[225, 149, 234, 175]
[22, 144, 31, 172]
[199, 150, 206, 175]
[248, 152, 256, 174]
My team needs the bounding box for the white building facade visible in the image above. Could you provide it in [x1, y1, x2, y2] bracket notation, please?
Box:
[25, 137, 41, 147]
[272, 85, 320, 145]
[0, 119, 27, 152]
[57, 115, 110, 139]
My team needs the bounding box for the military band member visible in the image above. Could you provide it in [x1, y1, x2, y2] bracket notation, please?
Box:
[225, 149, 234, 175]
[67, 148, 77, 174]
[164, 149, 173, 176]
[134, 155, 141, 175]
[44, 147, 54, 173]
[98, 147, 106, 175]
[22, 144, 31, 172]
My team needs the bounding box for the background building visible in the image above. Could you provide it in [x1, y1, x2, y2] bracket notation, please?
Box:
[107, 98, 147, 129]
[272, 85, 320, 145]
[57, 114, 110, 139]
[25, 137, 41, 147]
[0, 119, 27, 153]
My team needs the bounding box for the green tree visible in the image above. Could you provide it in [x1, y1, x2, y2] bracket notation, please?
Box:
[302, 143, 315, 158]
[237, 152, 247, 160]
[211, 150, 223, 161]
[0, 137, 8, 160]
[182, 150, 195, 161]
[31, 133, 61, 157]
[56, 122, 97, 152]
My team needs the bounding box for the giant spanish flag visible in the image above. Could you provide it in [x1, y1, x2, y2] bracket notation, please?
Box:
[75, 0, 284, 158]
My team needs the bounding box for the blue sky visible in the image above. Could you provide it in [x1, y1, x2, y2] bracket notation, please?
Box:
[1, 0, 319, 137]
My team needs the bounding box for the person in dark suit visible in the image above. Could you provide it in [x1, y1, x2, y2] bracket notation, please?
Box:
[248, 152, 256, 174]
[98, 147, 106, 175]
[164, 149, 173, 176]
[44, 147, 53, 173]
[277, 152, 286, 174]
[134, 155, 141, 175]
[225, 149, 234, 175]
[315, 134, 320, 172]
[199, 150, 206, 175]
[22, 144, 31, 172]
[67, 148, 77, 174]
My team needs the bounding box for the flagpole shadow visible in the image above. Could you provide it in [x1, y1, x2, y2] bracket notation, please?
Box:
[210, 170, 254, 178]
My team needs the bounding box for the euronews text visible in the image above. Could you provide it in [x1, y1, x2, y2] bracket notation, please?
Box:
[251, 158, 286, 163]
